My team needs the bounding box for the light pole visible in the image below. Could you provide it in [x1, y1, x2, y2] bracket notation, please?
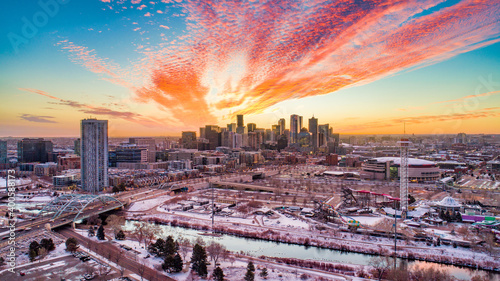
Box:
[393, 199, 397, 270]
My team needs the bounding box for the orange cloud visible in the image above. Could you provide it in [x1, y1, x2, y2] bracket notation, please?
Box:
[339, 107, 500, 132]
[63, 0, 500, 129]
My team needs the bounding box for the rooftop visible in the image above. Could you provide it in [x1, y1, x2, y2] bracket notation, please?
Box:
[373, 157, 436, 166]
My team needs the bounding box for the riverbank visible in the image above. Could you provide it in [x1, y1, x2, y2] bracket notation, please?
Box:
[126, 213, 500, 274]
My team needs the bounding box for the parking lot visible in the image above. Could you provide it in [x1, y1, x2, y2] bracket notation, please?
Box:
[12, 252, 119, 281]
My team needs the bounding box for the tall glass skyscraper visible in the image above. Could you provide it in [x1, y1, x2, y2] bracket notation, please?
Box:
[309, 116, 318, 148]
[17, 138, 53, 163]
[290, 114, 300, 144]
[81, 119, 108, 193]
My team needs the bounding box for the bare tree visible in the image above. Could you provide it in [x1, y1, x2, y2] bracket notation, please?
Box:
[409, 265, 453, 281]
[87, 215, 102, 226]
[369, 255, 391, 281]
[143, 224, 162, 248]
[457, 225, 471, 241]
[106, 214, 126, 236]
[132, 222, 147, 247]
[481, 232, 498, 257]
[221, 249, 231, 262]
[206, 241, 226, 267]
[195, 236, 206, 247]
[178, 236, 191, 260]
[228, 255, 236, 266]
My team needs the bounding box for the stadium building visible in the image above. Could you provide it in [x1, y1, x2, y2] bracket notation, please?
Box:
[362, 157, 440, 182]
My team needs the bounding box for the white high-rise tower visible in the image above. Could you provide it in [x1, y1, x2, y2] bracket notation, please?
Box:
[81, 119, 108, 194]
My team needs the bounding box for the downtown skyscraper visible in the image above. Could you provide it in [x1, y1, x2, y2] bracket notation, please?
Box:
[290, 114, 302, 144]
[17, 138, 53, 163]
[309, 116, 319, 148]
[81, 119, 108, 193]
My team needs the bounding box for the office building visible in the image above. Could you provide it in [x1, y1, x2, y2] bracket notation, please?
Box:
[129, 137, 156, 151]
[318, 124, 330, 146]
[309, 116, 318, 148]
[205, 125, 221, 150]
[109, 145, 148, 167]
[58, 154, 81, 170]
[181, 132, 197, 149]
[74, 138, 81, 156]
[81, 119, 108, 193]
[227, 123, 236, 132]
[290, 114, 300, 144]
[272, 125, 280, 138]
[247, 123, 256, 133]
[0, 140, 7, 164]
[237, 114, 244, 128]
[17, 138, 53, 163]
[278, 118, 285, 135]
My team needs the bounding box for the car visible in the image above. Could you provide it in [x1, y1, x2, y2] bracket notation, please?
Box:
[19, 271, 26, 276]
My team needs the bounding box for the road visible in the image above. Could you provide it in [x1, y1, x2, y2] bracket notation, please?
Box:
[57, 227, 176, 281]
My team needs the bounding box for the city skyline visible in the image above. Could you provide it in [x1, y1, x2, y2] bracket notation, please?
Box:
[1, 0, 500, 137]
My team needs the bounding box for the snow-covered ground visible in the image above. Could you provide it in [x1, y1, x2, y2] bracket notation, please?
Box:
[156, 204, 311, 230]
[128, 195, 172, 212]
[17, 195, 53, 202]
[348, 216, 384, 226]
[0, 177, 31, 188]
[0, 230, 65, 266]
[94, 231, 361, 281]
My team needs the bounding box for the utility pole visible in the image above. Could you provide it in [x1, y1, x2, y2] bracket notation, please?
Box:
[394, 199, 397, 270]
[211, 182, 215, 234]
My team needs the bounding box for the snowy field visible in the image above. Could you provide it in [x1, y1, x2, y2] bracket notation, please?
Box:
[128, 194, 172, 212]
[348, 216, 384, 226]
[0, 177, 31, 188]
[156, 205, 311, 230]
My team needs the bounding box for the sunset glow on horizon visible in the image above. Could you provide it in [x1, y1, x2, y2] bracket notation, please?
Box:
[1, 0, 500, 137]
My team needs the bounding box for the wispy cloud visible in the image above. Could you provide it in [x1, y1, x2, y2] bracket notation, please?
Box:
[19, 88, 61, 100]
[434, 91, 500, 104]
[339, 107, 500, 132]
[20, 88, 164, 127]
[55, 40, 133, 89]
[19, 114, 58, 123]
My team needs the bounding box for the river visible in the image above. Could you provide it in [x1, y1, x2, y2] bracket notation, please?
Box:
[124, 220, 499, 280]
